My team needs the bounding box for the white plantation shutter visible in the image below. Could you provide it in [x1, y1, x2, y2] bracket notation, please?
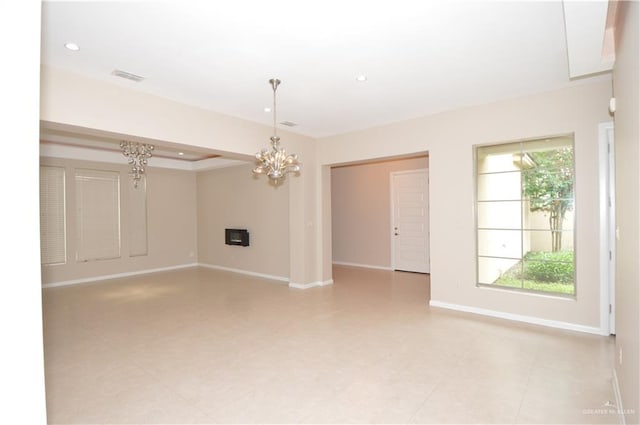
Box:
[40, 166, 66, 265]
[128, 175, 148, 256]
[75, 169, 121, 261]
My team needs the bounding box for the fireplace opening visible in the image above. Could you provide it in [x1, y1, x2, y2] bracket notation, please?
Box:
[225, 228, 250, 247]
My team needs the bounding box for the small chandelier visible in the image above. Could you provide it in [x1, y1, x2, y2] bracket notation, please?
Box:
[253, 78, 301, 182]
[120, 141, 154, 188]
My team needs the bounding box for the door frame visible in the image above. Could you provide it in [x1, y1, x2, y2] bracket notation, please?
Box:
[599, 121, 615, 335]
[390, 168, 430, 272]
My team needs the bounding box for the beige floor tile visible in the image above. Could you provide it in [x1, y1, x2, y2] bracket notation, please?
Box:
[408, 364, 528, 424]
[515, 365, 618, 424]
[42, 265, 615, 424]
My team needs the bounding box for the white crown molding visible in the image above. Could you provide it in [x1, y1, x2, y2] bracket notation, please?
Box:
[190, 157, 248, 171]
[40, 143, 247, 171]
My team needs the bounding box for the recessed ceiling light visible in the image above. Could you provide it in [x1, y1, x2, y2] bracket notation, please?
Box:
[356, 75, 368, 82]
[264, 107, 272, 112]
[178, 152, 184, 156]
[64, 42, 80, 51]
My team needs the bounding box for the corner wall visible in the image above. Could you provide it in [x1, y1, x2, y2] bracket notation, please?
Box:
[612, 1, 640, 422]
[196, 164, 289, 280]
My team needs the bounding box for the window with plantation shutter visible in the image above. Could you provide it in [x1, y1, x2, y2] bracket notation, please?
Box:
[75, 169, 121, 261]
[40, 166, 66, 265]
[128, 175, 148, 257]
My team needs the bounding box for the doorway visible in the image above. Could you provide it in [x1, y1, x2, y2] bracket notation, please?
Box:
[330, 154, 429, 271]
[599, 121, 616, 335]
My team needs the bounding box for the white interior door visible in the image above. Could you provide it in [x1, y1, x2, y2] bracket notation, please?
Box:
[391, 169, 430, 273]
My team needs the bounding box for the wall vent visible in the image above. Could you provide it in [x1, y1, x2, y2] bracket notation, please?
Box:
[111, 69, 145, 82]
[280, 121, 298, 127]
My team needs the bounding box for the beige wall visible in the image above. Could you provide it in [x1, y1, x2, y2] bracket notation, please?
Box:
[613, 2, 640, 422]
[331, 156, 428, 268]
[318, 79, 612, 330]
[197, 164, 289, 279]
[40, 157, 198, 284]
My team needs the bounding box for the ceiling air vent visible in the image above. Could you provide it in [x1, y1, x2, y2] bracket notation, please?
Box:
[111, 69, 145, 82]
[280, 121, 297, 127]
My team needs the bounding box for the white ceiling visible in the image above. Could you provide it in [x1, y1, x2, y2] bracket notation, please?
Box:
[40, 1, 612, 140]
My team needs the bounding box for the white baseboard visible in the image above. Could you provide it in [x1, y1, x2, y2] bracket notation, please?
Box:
[612, 368, 626, 425]
[43, 262, 330, 291]
[289, 279, 334, 290]
[332, 261, 392, 271]
[198, 263, 288, 283]
[429, 300, 607, 335]
[42, 263, 199, 288]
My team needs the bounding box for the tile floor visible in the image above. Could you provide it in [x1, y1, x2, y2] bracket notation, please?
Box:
[43, 265, 618, 424]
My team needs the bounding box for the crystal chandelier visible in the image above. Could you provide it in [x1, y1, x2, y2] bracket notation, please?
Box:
[253, 78, 301, 182]
[120, 141, 154, 188]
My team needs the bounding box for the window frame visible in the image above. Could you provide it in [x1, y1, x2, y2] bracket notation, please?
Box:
[473, 134, 577, 298]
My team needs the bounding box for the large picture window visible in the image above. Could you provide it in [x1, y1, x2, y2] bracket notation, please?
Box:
[475, 136, 575, 296]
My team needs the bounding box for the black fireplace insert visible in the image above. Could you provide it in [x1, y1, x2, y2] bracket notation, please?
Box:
[225, 228, 250, 246]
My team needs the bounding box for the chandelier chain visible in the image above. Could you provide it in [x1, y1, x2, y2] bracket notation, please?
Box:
[271, 78, 278, 141]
